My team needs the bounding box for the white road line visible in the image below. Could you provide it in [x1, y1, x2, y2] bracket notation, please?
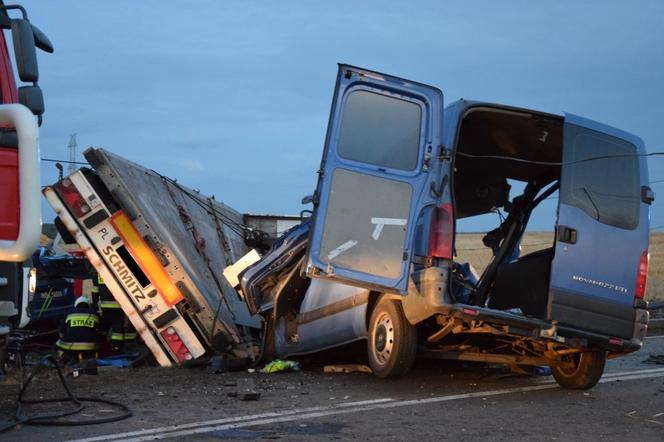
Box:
[602, 367, 664, 378]
[70, 368, 664, 442]
[646, 335, 664, 339]
[598, 372, 664, 383]
[118, 385, 562, 442]
[69, 398, 394, 442]
[535, 367, 664, 384]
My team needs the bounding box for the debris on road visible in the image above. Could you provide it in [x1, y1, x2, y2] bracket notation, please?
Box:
[323, 364, 373, 374]
[643, 353, 664, 365]
[228, 378, 261, 401]
[207, 356, 228, 374]
[261, 359, 301, 373]
[96, 353, 142, 368]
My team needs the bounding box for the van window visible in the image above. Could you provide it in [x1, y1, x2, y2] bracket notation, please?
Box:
[337, 90, 421, 171]
[561, 124, 640, 230]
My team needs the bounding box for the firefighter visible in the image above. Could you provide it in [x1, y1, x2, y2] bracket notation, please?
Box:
[94, 275, 137, 353]
[56, 296, 101, 363]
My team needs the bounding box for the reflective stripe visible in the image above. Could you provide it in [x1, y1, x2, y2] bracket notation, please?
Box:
[98, 275, 105, 285]
[111, 332, 138, 341]
[100, 301, 121, 309]
[56, 339, 99, 351]
[65, 313, 99, 328]
[91, 287, 100, 293]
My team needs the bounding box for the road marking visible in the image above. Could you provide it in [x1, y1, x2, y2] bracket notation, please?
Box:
[70, 398, 394, 442]
[646, 335, 664, 339]
[70, 368, 664, 442]
[536, 367, 664, 383]
[600, 367, 664, 378]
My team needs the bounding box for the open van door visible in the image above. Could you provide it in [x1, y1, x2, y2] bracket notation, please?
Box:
[548, 113, 651, 339]
[305, 65, 443, 293]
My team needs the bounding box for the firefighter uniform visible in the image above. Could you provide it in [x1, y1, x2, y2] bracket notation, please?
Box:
[56, 296, 101, 362]
[94, 275, 137, 352]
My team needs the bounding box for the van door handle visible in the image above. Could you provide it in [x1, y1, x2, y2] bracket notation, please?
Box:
[641, 186, 655, 205]
[557, 226, 577, 244]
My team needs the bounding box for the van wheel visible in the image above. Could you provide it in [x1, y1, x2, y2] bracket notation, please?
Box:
[367, 299, 417, 378]
[551, 350, 606, 389]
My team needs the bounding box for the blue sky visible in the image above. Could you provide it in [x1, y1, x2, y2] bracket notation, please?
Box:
[19, 0, 664, 231]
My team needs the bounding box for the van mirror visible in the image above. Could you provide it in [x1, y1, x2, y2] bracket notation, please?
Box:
[11, 19, 38, 82]
[18, 86, 44, 116]
[301, 194, 314, 205]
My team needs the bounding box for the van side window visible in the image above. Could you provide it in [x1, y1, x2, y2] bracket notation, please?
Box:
[561, 124, 640, 230]
[337, 90, 421, 171]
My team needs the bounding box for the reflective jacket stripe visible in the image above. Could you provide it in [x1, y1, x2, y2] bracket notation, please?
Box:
[111, 332, 138, 341]
[100, 301, 121, 309]
[56, 339, 99, 351]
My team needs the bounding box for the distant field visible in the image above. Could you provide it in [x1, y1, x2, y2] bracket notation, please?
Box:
[455, 232, 663, 302]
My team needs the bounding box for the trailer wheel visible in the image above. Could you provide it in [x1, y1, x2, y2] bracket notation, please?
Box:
[367, 299, 417, 378]
[551, 350, 606, 389]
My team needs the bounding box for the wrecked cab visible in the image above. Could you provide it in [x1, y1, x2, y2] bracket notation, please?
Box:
[239, 65, 652, 389]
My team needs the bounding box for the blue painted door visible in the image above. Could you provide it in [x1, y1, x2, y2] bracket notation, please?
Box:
[548, 113, 650, 338]
[305, 65, 443, 293]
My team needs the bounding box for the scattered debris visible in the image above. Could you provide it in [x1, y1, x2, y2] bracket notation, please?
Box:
[228, 378, 261, 401]
[643, 353, 664, 365]
[96, 353, 142, 368]
[323, 364, 373, 374]
[206, 356, 228, 374]
[261, 359, 301, 374]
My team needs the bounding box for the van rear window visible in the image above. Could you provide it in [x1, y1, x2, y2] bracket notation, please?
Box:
[561, 124, 640, 230]
[336, 90, 421, 171]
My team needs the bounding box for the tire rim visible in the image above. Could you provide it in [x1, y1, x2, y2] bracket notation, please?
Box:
[558, 353, 581, 376]
[372, 311, 394, 366]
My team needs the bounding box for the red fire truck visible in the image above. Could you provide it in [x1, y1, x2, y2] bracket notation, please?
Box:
[0, 2, 53, 344]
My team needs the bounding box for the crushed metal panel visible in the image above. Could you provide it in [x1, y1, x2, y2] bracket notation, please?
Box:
[243, 214, 302, 245]
[84, 148, 259, 334]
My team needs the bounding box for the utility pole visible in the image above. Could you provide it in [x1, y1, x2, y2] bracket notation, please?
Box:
[67, 133, 77, 174]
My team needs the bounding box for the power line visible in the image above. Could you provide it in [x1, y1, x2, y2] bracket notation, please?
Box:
[41, 158, 87, 165]
[456, 151, 664, 166]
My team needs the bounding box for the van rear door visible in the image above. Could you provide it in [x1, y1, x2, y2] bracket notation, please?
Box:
[305, 65, 443, 293]
[548, 113, 650, 339]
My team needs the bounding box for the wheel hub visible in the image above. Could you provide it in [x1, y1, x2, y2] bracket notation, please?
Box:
[372, 312, 394, 366]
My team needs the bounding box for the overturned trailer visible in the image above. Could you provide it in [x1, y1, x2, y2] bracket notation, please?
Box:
[44, 148, 284, 366]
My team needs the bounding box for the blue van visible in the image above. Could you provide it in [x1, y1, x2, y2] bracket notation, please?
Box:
[240, 65, 654, 389]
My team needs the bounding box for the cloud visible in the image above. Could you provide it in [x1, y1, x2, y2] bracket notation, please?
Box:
[180, 159, 204, 172]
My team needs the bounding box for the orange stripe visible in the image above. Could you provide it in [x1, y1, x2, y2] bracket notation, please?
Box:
[110, 211, 183, 306]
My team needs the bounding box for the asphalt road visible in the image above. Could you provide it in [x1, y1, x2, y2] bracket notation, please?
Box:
[1, 336, 663, 441]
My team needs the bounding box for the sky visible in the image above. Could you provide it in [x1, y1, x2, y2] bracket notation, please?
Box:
[17, 0, 664, 232]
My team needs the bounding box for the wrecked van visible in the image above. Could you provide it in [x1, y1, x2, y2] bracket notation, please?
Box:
[241, 64, 654, 389]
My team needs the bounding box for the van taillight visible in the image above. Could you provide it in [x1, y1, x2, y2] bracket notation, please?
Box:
[160, 327, 192, 362]
[55, 178, 91, 218]
[634, 250, 649, 300]
[428, 203, 454, 260]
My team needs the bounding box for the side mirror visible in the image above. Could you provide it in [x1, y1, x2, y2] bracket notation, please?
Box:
[11, 19, 38, 82]
[18, 86, 44, 116]
[31, 24, 53, 53]
[301, 194, 314, 205]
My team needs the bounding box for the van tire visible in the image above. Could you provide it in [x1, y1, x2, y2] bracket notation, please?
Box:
[367, 299, 417, 378]
[551, 350, 606, 389]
